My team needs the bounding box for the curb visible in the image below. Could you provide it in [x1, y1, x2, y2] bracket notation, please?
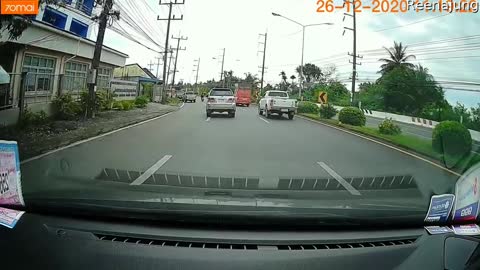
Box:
[297, 115, 462, 177]
[21, 105, 182, 164]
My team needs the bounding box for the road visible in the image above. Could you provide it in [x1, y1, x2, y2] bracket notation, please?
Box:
[20, 100, 460, 200]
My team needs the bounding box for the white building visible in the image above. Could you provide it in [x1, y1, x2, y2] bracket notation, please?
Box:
[0, 0, 129, 126]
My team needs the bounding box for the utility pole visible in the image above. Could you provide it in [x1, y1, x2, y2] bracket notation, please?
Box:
[170, 35, 188, 89]
[343, 1, 362, 105]
[258, 33, 267, 93]
[193, 58, 200, 92]
[148, 61, 155, 71]
[220, 48, 225, 87]
[158, 0, 184, 103]
[155, 55, 163, 78]
[166, 50, 175, 93]
[86, 0, 118, 118]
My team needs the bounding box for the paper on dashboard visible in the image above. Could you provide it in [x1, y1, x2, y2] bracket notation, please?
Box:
[0, 141, 24, 206]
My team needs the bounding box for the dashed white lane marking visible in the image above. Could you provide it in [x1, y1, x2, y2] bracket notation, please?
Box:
[259, 117, 270, 124]
[206, 117, 211, 122]
[21, 111, 175, 164]
[130, 155, 173, 186]
[317, 162, 361, 196]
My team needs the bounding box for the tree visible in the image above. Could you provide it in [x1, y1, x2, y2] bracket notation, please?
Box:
[290, 75, 296, 85]
[379, 41, 416, 75]
[296, 63, 323, 83]
[381, 66, 444, 114]
[1, 0, 60, 40]
[279, 71, 288, 90]
[358, 82, 385, 111]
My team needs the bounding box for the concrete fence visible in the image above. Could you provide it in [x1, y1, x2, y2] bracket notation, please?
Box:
[326, 104, 480, 142]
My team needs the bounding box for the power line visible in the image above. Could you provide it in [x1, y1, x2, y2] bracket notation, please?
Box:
[373, 13, 451, 32]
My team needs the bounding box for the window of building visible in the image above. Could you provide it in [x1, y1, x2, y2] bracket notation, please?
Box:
[42, 6, 67, 30]
[75, 0, 94, 16]
[23, 55, 56, 93]
[97, 68, 112, 89]
[64, 61, 88, 93]
[70, 19, 89, 38]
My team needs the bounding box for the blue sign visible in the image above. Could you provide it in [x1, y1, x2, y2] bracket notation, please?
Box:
[424, 194, 455, 223]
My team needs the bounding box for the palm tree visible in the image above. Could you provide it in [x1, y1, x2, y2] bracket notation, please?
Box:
[379, 41, 416, 75]
[279, 71, 288, 90]
[290, 75, 296, 85]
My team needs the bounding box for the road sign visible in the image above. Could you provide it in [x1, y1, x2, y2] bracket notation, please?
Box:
[318, 92, 328, 104]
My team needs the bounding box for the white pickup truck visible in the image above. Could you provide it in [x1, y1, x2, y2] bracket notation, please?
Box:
[258, 91, 297, 120]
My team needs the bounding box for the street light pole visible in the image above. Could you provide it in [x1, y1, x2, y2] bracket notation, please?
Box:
[271, 12, 333, 100]
[300, 25, 305, 100]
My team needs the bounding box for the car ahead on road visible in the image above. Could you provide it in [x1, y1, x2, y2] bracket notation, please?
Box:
[183, 91, 197, 103]
[206, 88, 236, 118]
[235, 87, 251, 107]
[259, 90, 297, 120]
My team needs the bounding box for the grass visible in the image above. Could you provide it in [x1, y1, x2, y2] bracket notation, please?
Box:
[167, 97, 182, 106]
[300, 113, 480, 173]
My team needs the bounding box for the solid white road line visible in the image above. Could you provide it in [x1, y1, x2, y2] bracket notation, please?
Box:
[130, 155, 173, 186]
[21, 111, 175, 165]
[317, 162, 361, 196]
[259, 117, 270, 124]
[206, 117, 211, 122]
[297, 115, 462, 177]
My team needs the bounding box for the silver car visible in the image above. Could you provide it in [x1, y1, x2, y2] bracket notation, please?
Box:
[206, 88, 236, 118]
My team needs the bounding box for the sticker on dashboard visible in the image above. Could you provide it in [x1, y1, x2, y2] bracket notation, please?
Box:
[453, 164, 480, 222]
[424, 194, 455, 223]
[0, 141, 24, 206]
[0, 207, 25, 229]
[452, 224, 480, 236]
[425, 226, 453, 235]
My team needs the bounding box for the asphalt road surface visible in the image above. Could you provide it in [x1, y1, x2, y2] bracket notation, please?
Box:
[21, 99, 460, 199]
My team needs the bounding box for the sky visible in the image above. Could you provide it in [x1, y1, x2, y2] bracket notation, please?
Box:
[97, 0, 480, 108]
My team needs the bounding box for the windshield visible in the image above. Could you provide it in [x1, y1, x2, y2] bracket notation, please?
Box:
[1, 0, 479, 227]
[210, 89, 233, 96]
[268, 92, 288, 97]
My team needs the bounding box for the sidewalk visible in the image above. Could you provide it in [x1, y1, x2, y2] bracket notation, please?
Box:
[0, 103, 179, 161]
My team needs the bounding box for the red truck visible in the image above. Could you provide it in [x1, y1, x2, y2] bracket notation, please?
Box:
[235, 88, 252, 107]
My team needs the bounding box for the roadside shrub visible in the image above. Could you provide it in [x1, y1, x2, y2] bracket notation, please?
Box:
[97, 90, 114, 110]
[297, 101, 319, 114]
[18, 109, 50, 129]
[113, 100, 135, 111]
[79, 90, 113, 112]
[338, 107, 366, 126]
[52, 94, 82, 120]
[319, 104, 338, 119]
[135, 96, 149, 108]
[167, 97, 181, 106]
[378, 118, 402, 135]
[432, 121, 472, 157]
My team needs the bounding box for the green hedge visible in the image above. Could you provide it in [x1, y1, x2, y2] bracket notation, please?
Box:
[339, 107, 366, 126]
[297, 101, 319, 114]
[378, 118, 402, 135]
[319, 104, 338, 119]
[432, 121, 472, 157]
[135, 96, 149, 108]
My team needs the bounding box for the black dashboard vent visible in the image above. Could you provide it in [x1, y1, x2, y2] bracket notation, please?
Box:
[276, 239, 416, 250]
[95, 234, 416, 251]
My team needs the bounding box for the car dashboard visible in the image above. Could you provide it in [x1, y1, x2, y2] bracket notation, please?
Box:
[1, 212, 479, 270]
